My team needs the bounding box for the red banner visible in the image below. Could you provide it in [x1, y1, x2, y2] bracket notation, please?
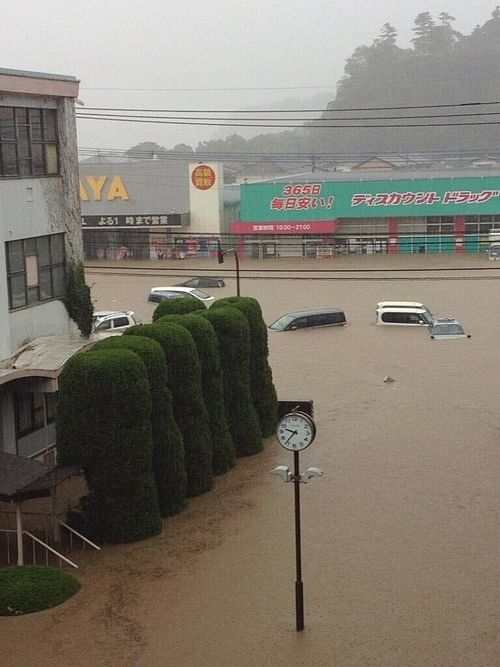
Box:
[230, 220, 338, 235]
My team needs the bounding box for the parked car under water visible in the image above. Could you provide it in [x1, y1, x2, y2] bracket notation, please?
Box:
[92, 310, 139, 333]
[428, 317, 471, 340]
[268, 308, 347, 332]
[147, 286, 214, 306]
[175, 276, 225, 288]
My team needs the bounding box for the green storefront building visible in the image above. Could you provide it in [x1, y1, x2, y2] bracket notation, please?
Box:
[233, 174, 500, 257]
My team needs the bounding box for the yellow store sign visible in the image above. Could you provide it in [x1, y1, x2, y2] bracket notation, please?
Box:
[79, 176, 130, 201]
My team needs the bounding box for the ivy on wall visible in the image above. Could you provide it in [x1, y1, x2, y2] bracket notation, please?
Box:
[64, 261, 93, 337]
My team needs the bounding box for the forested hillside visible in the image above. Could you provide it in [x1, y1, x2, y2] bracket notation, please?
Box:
[310, 8, 500, 154]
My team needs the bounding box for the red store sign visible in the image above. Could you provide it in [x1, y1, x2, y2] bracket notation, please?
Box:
[230, 221, 338, 235]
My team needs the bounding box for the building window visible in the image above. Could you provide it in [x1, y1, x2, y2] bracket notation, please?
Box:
[14, 392, 45, 438]
[426, 217, 455, 234]
[6, 233, 65, 309]
[0, 106, 59, 178]
[14, 391, 58, 441]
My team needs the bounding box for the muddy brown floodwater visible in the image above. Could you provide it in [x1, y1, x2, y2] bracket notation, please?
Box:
[1, 254, 500, 666]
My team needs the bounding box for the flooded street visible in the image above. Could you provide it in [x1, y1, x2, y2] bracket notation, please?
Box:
[2, 254, 500, 666]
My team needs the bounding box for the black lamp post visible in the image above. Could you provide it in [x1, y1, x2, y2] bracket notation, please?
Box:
[217, 240, 240, 296]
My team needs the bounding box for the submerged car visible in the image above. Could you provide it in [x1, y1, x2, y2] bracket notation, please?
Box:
[175, 276, 225, 288]
[92, 310, 138, 333]
[428, 317, 471, 340]
[376, 301, 433, 326]
[147, 286, 214, 306]
[269, 308, 347, 332]
[377, 301, 433, 317]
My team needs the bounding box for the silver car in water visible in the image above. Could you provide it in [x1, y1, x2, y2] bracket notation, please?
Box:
[428, 317, 471, 340]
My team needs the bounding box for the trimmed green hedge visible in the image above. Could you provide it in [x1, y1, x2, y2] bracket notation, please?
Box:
[92, 335, 186, 517]
[0, 566, 80, 616]
[125, 322, 213, 497]
[158, 313, 235, 475]
[212, 297, 278, 436]
[56, 349, 162, 543]
[152, 297, 205, 321]
[203, 306, 262, 456]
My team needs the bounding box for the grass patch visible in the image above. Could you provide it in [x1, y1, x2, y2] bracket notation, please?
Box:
[0, 565, 80, 616]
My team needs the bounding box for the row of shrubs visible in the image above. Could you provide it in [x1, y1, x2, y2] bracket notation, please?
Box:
[56, 296, 278, 544]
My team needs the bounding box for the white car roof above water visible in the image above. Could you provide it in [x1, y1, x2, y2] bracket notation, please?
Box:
[148, 286, 214, 303]
[377, 301, 427, 310]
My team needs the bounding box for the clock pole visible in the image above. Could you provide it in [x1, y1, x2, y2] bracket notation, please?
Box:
[293, 450, 304, 632]
[272, 410, 322, 632]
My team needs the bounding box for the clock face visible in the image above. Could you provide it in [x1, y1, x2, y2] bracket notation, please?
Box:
[276, 412, 316, 451]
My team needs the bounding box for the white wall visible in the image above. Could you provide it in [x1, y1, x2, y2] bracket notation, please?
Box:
[9, 301, 75, 351]
[188, 162, 224, 234]
[0, 178, 76, 360]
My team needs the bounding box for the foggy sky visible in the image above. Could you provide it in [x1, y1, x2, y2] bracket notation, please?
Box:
[2, 1, 497, 152]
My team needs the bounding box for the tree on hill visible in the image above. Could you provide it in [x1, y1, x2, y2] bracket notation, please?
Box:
[411, 12, 436, 55]
[196, 133, 248, 155]
[125, 141, 166, 159]
[172, 143, 194, 153]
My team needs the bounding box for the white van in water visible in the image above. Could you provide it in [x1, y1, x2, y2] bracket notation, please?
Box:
[376, 304, 433, 326]
[377, 301, 433, 316]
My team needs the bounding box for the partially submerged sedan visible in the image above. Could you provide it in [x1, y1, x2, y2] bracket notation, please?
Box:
[147, 286, 214, 306]
[428, 317, 471, 340]
[269, 308, 347, 332]
[175, 276, 225, 288]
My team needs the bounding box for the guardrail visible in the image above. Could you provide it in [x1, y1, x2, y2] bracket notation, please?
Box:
[24, 530, 78, 569]
[58, 521, 101, 552]
[0, 510, 100, 568]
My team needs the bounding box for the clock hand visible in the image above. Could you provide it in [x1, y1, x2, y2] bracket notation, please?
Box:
[285, 430, 298, 445]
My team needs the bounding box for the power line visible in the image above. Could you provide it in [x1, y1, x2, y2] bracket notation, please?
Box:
[76, 110, 500, 122]
[76, 114, 500, 129]
[77, 146, 500, 163]
[79, 100, 500, 114]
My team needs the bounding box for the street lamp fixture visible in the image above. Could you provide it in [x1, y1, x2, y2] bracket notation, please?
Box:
[217, 240, 240, 296]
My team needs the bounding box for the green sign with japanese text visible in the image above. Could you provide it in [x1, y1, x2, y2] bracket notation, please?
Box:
[240, 177, 500, 220]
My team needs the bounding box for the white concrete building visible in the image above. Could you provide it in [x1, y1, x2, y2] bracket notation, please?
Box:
[0, 67, 85, 459]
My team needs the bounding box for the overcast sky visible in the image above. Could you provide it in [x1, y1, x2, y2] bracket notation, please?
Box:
[2, 1, 497, 152]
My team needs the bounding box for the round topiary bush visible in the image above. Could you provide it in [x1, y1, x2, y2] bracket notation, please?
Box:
[152, 297, 205, 321]
[157, 313, 235, 475]
[203, 306, 262, 457]
[0, 566, 80, 616]
[92, 335, 187, 517]
[212, 296, 278, 437]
